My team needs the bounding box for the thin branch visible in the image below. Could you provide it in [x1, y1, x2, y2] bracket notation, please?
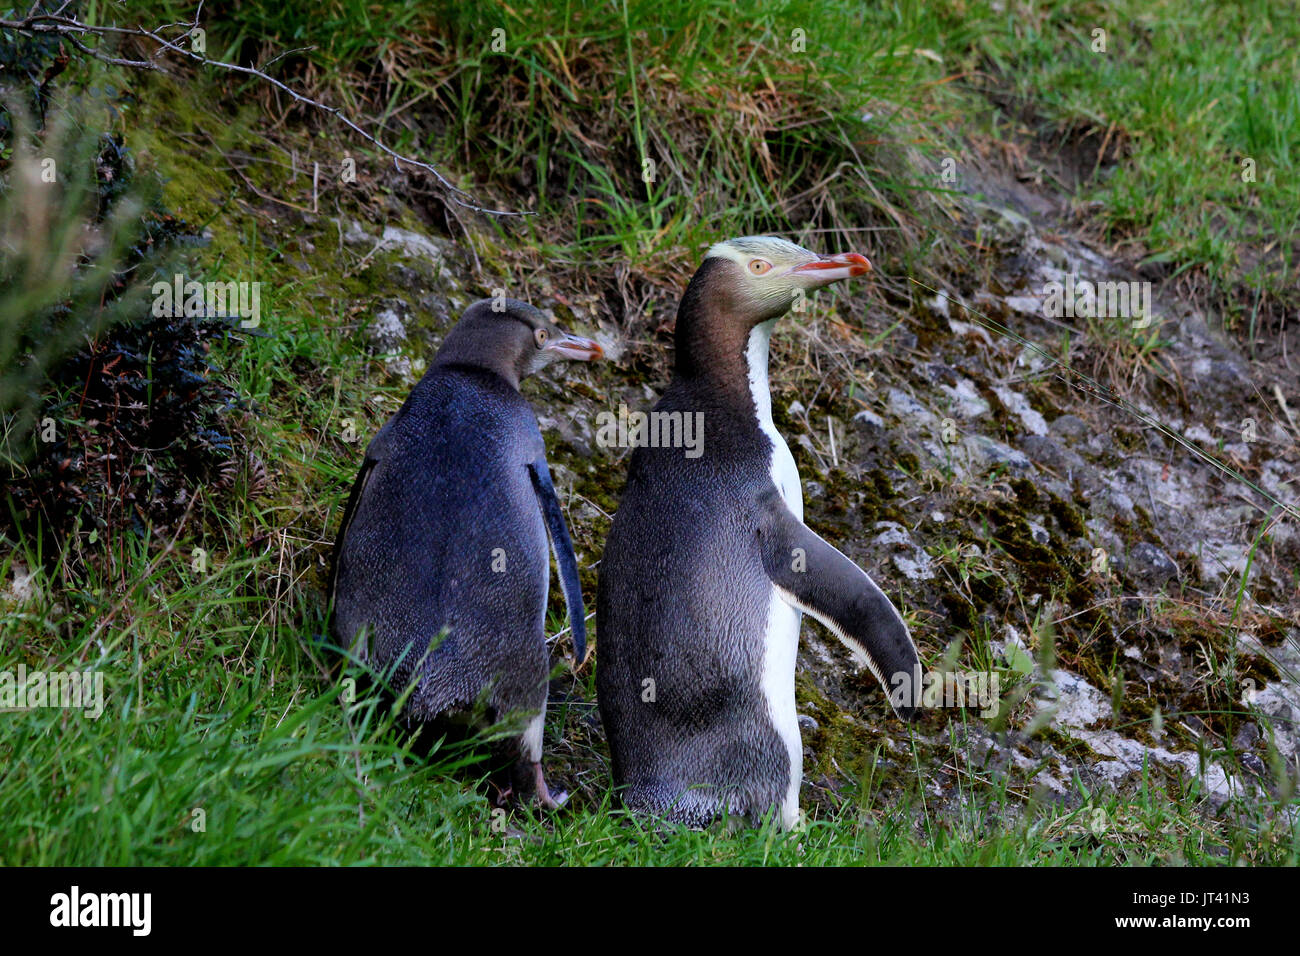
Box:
[1, 7, 526, 216]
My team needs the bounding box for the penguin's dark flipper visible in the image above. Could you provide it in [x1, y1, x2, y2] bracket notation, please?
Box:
[527, 456, 588, 667]
[327, 416, 398, 610]
[756, 486, 923, 719]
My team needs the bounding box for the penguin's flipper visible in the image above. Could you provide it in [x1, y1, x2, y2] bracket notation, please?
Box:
[756, 486, 922, 718]
[327, 417, 397, 608]
[527, 456, 588, 667]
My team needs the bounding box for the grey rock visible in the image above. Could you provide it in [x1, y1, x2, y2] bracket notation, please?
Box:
[1019, 434, 1086, 473]
[367, 303, 409, 353]
[539, 411, 596, 459]
[888, 388, 936, 425]
[853, 409, 886, 432]
[1251, 682, 1300, 761]
[926, 293, 951, 318]
[1003, 294, 1043, 316]
[1093, 488, 1136, 522]
[1127, 542, 1179, 586]
[1016, 344, 1051, 374]
[872, 521, 912, 549]
[380, 225, 449, 264]
[871, 521, 936, 581]
[994, 386, 1048, 435]
[416, 293, 453, 329]
[339, 218, 371, 245]
[1232, 721, 1259, 753]
[961, 435, 1032, 474]
[1049, 414, 1089, 443]
[1038, 670, 1111, 728]
[1191, 357, 1251, 401]
[924, 363, 959, 385]
[1043, 242, 1070, 268]
[939, 377, 991, 419]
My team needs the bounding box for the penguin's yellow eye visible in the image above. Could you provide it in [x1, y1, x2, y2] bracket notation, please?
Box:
[535, 327, 549, 347]
[748, 259, 773, 276]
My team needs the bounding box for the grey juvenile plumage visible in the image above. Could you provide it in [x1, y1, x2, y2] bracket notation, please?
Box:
[330, 298, 602, 806]
[597, 237, 923, 829]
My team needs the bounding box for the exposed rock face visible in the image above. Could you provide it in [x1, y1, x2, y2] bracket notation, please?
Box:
[790, 173, 1297, 815]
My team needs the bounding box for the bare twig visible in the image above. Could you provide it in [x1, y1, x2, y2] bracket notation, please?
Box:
[1, 5, 526, 216]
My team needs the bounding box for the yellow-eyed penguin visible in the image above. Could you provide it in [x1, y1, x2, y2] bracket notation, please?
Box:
[596, 236, 922, 828]
[330, 298, 602, 807]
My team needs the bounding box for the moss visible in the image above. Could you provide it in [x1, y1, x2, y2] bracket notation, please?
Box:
[817, 469, 853, 520]
[1238, 653, 1282, 687]
[1133, 503, 1156, 535]
[566, 380, 605, 403]
[1255, 617, 1289, 647]
[850, 466, 905, 525]
[1112, 426, 1144, 452]
[941, 581, 997, 630]
[1067, 646, 1122, 707]
[795, 672, 909, 798]
[569, 448, 623, 518]
[1100, 612, 1286, 746]
[894, 450, 922, 475]
[1046, 490, 1087, 538]
[1010, 476, 1039, 510]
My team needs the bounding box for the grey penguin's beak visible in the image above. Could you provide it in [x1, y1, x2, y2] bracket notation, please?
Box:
[544, 332, 604, 362]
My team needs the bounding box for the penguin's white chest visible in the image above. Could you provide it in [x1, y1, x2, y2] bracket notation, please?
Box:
[747, 324, 803, 521]
[747, 321, 803, 828]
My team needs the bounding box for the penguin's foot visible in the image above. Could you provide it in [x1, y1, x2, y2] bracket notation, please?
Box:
[533, 762, 569, 810]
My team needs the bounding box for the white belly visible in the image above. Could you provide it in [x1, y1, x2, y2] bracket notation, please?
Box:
[760, 587, 803, 828]
[748, 321, 804, 827]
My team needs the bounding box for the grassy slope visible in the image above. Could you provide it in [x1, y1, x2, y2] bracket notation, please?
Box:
[1, 0, 1297, 864]
[965, 0, 1298, 335]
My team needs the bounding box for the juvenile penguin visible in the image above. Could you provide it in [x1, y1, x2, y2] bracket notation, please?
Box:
[596, 236, 923, 829]
[330, 298, 602, 806]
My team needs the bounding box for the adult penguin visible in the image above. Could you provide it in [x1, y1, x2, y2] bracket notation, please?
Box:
[331, 298, 602, 806]
[596, 236, 923, 828]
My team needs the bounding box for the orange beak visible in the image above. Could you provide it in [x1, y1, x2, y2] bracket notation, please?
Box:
[544, 332, 604, 361]
[791, 251, 872, 281]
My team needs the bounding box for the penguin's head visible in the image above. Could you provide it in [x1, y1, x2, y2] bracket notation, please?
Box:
[700, 235, 871, 324]
[437, 298, 603, 388]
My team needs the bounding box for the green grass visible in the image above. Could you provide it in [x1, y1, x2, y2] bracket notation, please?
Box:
[3, 556, 1293, 864]
[962, 0, 1299, 325]
[2, 497, 1296, 864]
[153, 0, 1299, 321]
[137, 0, 974, 276]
